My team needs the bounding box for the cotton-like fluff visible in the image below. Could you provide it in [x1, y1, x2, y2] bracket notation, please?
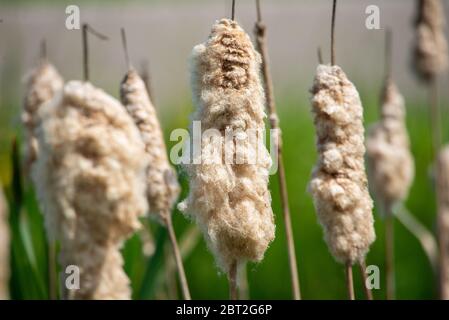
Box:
[437, 146, 449, 299]
[0, 185, 9, 300]
[32, 81, 148, 299]
[120, 69, 180, 223]
[413, 0, 449, 81]
[366, 80, 415, 214]
[22, 62, 63, 168]
[178, 19, 275, 274]
[308, 64, 375, 265]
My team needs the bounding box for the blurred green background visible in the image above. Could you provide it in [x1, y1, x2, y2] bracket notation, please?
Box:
[1, 0, 448, 300]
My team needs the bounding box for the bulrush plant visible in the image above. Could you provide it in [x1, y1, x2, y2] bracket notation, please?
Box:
[22, 41, 63, 174]
[308, 0, 375, 300]
[178, 17, 275, 299]
[119, 28, 190, 300]
[32, 24, 148, 299]
[412, 0, 449, 300]
[0, 184, 9, 299]
[437, 146, 449, 299]
[366, 31, 414, 300]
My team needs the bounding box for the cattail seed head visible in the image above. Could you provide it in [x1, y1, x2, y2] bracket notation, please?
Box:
[32, 80, 148, 299]
[120, 69, 180, 223]
[178, 19, 275, 274]
[366, 80, 415, 214]
[0, 185, 9, 299]
[308, 64, 375, 265]
[437, 145, 449, 299]
[413, 0, 449, 81]
[22, 62, 63, 168]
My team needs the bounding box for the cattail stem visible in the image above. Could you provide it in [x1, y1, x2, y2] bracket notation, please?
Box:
[330, 0, 337, 66]
[238, 263, 249, 300]
[254, 0, 301, 300]
[385, 212, 395, 300]
[429, 78, 442, 159]
[164, 214, 191, 300]
[81, 23, 108, 82]
[121, 28, 132, 71]
[228, 260, 238, 300]
[317, 47, 323, 64]
[231, 0, 236, 20]
[345, 263, 355, 300]
[359, 261, 373, 300]
[48, 240, 57, 300]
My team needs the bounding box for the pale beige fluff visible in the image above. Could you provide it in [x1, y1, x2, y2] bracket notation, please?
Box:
[366, 80, 415, 214]
[120, 69, 180, 223]
[308, 64, 375, 265]
[0, 185, 9, 300]
[437, 146, 449, 299]
[413, 0, 449, 80]
[22, 61, 63, 168]
[32, 81, 148, 299]
[178, 19, 275, 274]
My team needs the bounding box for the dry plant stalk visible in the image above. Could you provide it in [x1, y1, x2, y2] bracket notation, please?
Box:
[254, 0, 301, 300]
[120, 67, 190, 300]
[22, 60, 63, 172]
[308, 64, 375, 267]
[179, 18, 275, 287]
[0, 185, 9, 300]
[413, 0, 448, 81]
[437, 146, 449, 299]
[33, 81, 148, 299]
[366, 80, 415, 215]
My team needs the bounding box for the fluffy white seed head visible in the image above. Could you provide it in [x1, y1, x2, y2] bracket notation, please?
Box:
[0, 185, 9, 300]
[32, 80, 148, 299]
[366, 80, 415, 214]
[413, 0, 449, 81]
[178, 19, 275, 274]
[22, 62, 63, 168]
[308, 64, 375, 265]
[120, 69, 180, 223]
[437, 145, 449, 299]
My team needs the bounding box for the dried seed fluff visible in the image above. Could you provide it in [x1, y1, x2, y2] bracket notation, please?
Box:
[178, 19, 275, 274]
[437, 146, 449, 299]
[413, 0, 449, 81]
[120, 69, 180, 223]
[32, 81, 148, 299]
[22, 61, 63, 169]
[366, 80, 414, 214]
[0, 185, 9, 300]
[308, 64, 375, 265]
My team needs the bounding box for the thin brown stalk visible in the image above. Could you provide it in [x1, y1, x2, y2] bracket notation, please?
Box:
[359, 261, 373, 300]
[48, 241, 57, 300]
[231, 0, 236, 21]
[254, 0, 301, 300]
[317, 46, 323, 64]
[385, 212, 395, 300]
[228, 260, 238, 300]
[164, 214, 191, 300]
[238, 263, 249, 300]
[81, 23, 108, 81]
[330, 0, 337, 66]
[345, 263, 355, 300]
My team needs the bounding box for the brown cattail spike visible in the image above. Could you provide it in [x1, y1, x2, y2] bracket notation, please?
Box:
[179, 19, 275, 277]
[32, 81, 148, 299]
